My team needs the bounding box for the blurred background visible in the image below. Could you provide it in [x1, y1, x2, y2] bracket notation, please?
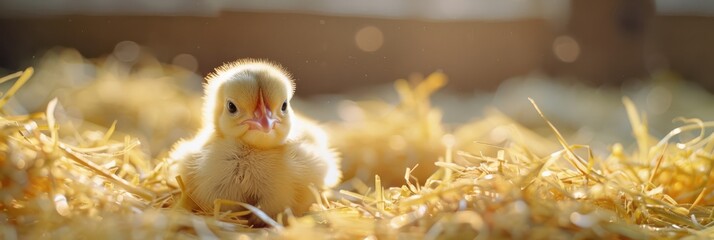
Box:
[2, 0, 714, 185]
[2, 0, 714, 92]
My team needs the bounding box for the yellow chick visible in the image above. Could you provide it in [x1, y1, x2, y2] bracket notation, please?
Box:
[169, 59, 341, 226]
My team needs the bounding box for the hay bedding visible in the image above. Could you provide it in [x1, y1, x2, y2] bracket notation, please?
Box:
[1, 53, 714, 239]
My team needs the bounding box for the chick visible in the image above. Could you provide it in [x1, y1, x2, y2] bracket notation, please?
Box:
[169, 59, 341, 226]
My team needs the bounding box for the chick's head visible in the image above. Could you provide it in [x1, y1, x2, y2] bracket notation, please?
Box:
[204, 60, 295, 149]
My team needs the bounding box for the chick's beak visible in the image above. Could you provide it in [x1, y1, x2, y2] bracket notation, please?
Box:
[242, 93, 277, 132]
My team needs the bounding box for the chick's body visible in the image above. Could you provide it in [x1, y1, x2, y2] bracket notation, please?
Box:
[170, 60, 340, 223]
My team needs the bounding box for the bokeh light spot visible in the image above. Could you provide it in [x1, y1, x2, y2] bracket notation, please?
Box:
[489, 126, 509, 143]
[553, 35, 580, 63]
[113, 41, 140, 62]
[570, 212, 596, 228]
[388, 135, 407, 151]
[355, 26, 384, 52]
[646, 86, 672, 115]
[172, 53, 199, 72]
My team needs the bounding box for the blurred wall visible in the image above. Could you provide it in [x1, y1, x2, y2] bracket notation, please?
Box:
[656, 16, 714, 90]
[0, 12, 551, 94]
[1, 2, 714, 94]
[544, 0, 714, 91]
[544, 0, 657, 85]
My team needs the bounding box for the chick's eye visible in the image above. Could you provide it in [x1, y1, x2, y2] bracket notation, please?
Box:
[281, 101, 288, 112]
[227, 101, 238, 114]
